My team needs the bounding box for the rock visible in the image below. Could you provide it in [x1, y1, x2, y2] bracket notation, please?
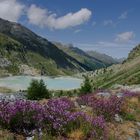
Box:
[0, 57, 11, 68]
[97, 92, 111, 98]
[0, 92, 27, 102]
[80, 105, 86, 109]
[117, 92, 124, 98]
[136, 129, 140, 137]
[112, 84, 123, 89]
[127, 136, 135, 140]
[52, 93, 55, 97]
[74, 101, 80, 108]
[136, 122, 140, 127]
[26, 136, 34, 140]
[19, 64, 39, 76]
[130, 88, 140, 92]
[10, 95, 16, 100]
[114, 114, 123, 123]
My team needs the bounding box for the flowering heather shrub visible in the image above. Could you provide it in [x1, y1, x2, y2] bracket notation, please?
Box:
[92, 96, 124, 121]
[0, 98, 107, 139]
[89, 116, 108, 140]
[55, 113, 107, 140]
[77, 94, 124, 121]
[76, 93, 96, 106]
[123, 90, 140, 98]
[47, 97, 75, 111]
[44, 98, 76, 135]
[0, 100, 46, 135]
[45, 98, 107, 139]
[0, 98, 75, 136]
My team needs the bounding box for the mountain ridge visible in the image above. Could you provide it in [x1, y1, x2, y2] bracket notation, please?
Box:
[0, 18, 93, 75]
[53, 42, 119, 71]
[0, 18, 118, 76]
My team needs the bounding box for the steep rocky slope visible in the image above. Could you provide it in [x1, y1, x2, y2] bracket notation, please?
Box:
[54, 42, 118, 71]
[0, 18, 94, 75]
[0, 18, 118, 76]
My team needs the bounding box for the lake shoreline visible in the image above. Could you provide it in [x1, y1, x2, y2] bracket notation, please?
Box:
[0, 75, 83, 92]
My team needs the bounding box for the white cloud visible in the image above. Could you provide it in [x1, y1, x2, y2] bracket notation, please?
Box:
[27, 4, 47, 27]
[115, 31, 135, 43]
[0, 0, 24, 22]
[27, 4, 92, 29]
[119, 11, 128, 19]
[103, 20, 113, 26]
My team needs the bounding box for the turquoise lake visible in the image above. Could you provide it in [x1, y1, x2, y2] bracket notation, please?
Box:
[0, 76, 83, 91]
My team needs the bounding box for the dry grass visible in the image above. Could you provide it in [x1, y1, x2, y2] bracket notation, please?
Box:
[108, 121, 138, 140]
[68, 129, 84, 140]
[0, 87, 14, 93]
[0, 129, 24, 140]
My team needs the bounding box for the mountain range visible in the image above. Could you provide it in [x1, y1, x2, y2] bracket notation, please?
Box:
[0, 18, 119, 76]
[53, 42, 120, 69]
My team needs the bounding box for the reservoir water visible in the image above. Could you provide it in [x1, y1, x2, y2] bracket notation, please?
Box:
[0, 76, 83, 91]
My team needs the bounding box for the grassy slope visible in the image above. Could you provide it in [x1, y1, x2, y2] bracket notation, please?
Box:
[0, 18, 96, 75]
[86, 44, 140, 88]
[0, 33, 75, 76]
[127, 44, 140, 61]
[26, 52, 74, 75]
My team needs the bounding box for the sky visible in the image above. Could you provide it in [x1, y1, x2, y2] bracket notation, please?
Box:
[0, 0, 139, 58]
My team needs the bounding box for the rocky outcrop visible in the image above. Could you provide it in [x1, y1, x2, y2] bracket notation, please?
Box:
[0, 57, 11, 68]
[19, 64, 40, 76]
[0, 92, 26, 102]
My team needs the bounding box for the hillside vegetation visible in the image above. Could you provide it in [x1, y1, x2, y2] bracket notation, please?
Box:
[0, 18, 90, 76]
[54, 42, 119, 71]
[127, 44, 140, 61]
[0, 18, 118, 76]
[82, 44, 140, 89]
[0, 33, 72, 76]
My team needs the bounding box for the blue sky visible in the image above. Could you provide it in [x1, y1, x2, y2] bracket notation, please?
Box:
[0, 0, 139, 58]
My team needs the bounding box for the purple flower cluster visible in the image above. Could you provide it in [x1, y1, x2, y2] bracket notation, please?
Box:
[0, 100, 46, 134]
[76, 93, 96, 106]
[0, 98, 107, 139]
[93, 96, 124, 121]
[90, 116, 108, 140]
[45, 98, 107, 139]
[45, 98, 75, 134]
[123, 90, 140, 98]
[92, 116, 106, 129]
[77, 94, 124, 121]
